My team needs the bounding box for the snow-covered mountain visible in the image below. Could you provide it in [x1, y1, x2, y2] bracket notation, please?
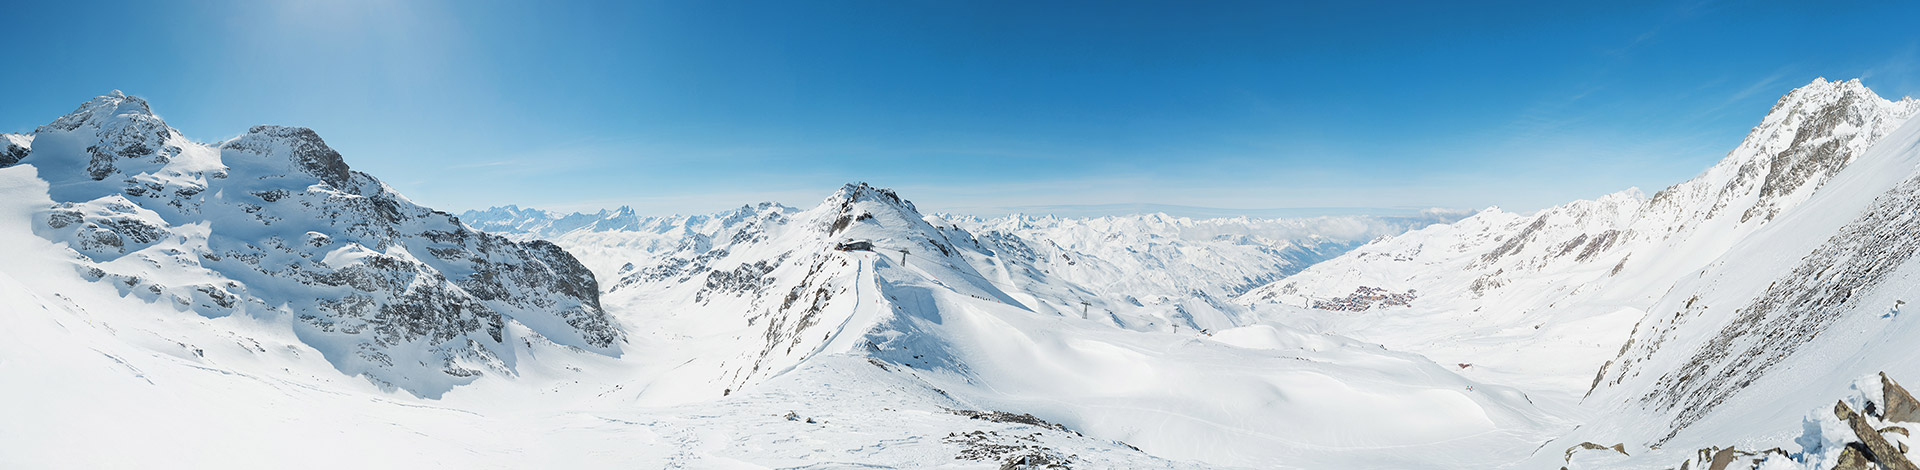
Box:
[0, 91, 1529, 469]
[1234, 78, 1920, 468]
[543, 182, 1562, 467]
[953, 210, 1468, 301]
[17, 78, 1920, 469]
[462, 202, 1465, 337]
[461, 203, 662, 237]
[0, 92, 622, 398]
[1554, 86, 1920, 468]
[1241, 78, 1920, 393]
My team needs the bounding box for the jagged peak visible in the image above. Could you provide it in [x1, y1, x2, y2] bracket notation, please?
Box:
[1624, 77, 1920, 222]
[826, 182, 920, 215]
[37, 91, 162, 135]
[221, 125, 354, 188]
[1760, 77, 1892, 126]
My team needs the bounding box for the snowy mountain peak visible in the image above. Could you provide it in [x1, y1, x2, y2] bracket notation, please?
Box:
[1237, 78, 1920, 465]
[39, 91, 158, 133]
[221, 125, 354, 188]
[1239, 76, 1919, 395]
[5, 92, 625, 397]
[1681, 76, 1920, 224]
[1758, 77, 1903, 150]
[1778, 77, 1881, 108]
[31, 91, 183, 182]
[826, 182, 919, 216]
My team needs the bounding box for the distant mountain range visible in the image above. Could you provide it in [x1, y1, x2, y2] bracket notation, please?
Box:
[10, 79, 1920, 469]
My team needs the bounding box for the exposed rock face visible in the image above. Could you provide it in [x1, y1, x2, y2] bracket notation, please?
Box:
[223, 125, 353, 188]
[1834, 400, 1918, 470]
[1886, 372, 1920, 424]
[1742, 83, 1899, 222]
[1594, 373, 1920, 470]
[12, 92, 623, 397]
[35, 91, 178, 181]
[0, 134, 28, 167]
[1617, 170, 1920, 442]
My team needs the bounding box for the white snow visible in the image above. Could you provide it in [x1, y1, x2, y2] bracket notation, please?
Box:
[11, 78, 1920, 470]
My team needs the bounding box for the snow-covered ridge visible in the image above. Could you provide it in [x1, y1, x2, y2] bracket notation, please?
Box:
[18, 79, 1919, 468]
[460, 203, 701, 238]
[463, 199, 1468, 322]
[952, 209, 1468, 298]
[1, 91, 623, 397]
[1238, 79, 1919, 399]
[1248, 77, 1919, 308]
[1554, 91, 1920, 464]
[1230, 78, 1920, 467]
[545, 181, 1558, 467]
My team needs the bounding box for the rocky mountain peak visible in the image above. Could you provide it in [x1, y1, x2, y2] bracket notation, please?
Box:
[1727, 78, 1920, 222]
[814, 183, 932, 239]
[1242, 77, 1920, 364]
[37, 91, 159, 135]
[828, 182, 919, 215]
[221, 125, 354, 188]
[31, 91, 181, 181]
[12, 92, 625, 397]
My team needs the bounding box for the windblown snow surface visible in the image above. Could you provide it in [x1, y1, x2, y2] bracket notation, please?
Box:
[12, 78, 1920, 469]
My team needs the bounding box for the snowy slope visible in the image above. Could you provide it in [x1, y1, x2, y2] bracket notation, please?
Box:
[462, 202, 1465, 337]
[2, 168, 1540, 468]
[0, 95, 1202, 469]
[0, 92, 622, 397]
[0, 92, 1522, 469]
[539, 183, 1564, 468]
[1221, 78, 1920, 468]
[1545, 94, 1920, 468]
[949, 210, 1467, 319]
[1241, 78, 1920, 396]
[20, 80, 1920, 469]
[0, 168, 1184, 468]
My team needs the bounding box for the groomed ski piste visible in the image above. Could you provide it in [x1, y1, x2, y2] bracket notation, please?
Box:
[10, 78, 1920, 469]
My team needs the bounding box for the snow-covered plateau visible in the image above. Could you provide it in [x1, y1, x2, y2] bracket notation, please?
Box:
[9, 78, 1920, 469]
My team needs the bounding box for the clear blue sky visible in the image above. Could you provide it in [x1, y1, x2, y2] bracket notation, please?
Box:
[5, 1, 1919, 216]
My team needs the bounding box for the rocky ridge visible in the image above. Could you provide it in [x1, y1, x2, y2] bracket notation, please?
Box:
[3, 91, 623, 397]
[1244, 78, 1920, 314]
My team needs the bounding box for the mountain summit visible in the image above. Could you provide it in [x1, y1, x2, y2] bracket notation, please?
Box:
[1, 92, 624, 397]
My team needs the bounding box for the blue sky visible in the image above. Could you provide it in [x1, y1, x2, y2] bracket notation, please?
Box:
[5, 1, 1920, 217]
